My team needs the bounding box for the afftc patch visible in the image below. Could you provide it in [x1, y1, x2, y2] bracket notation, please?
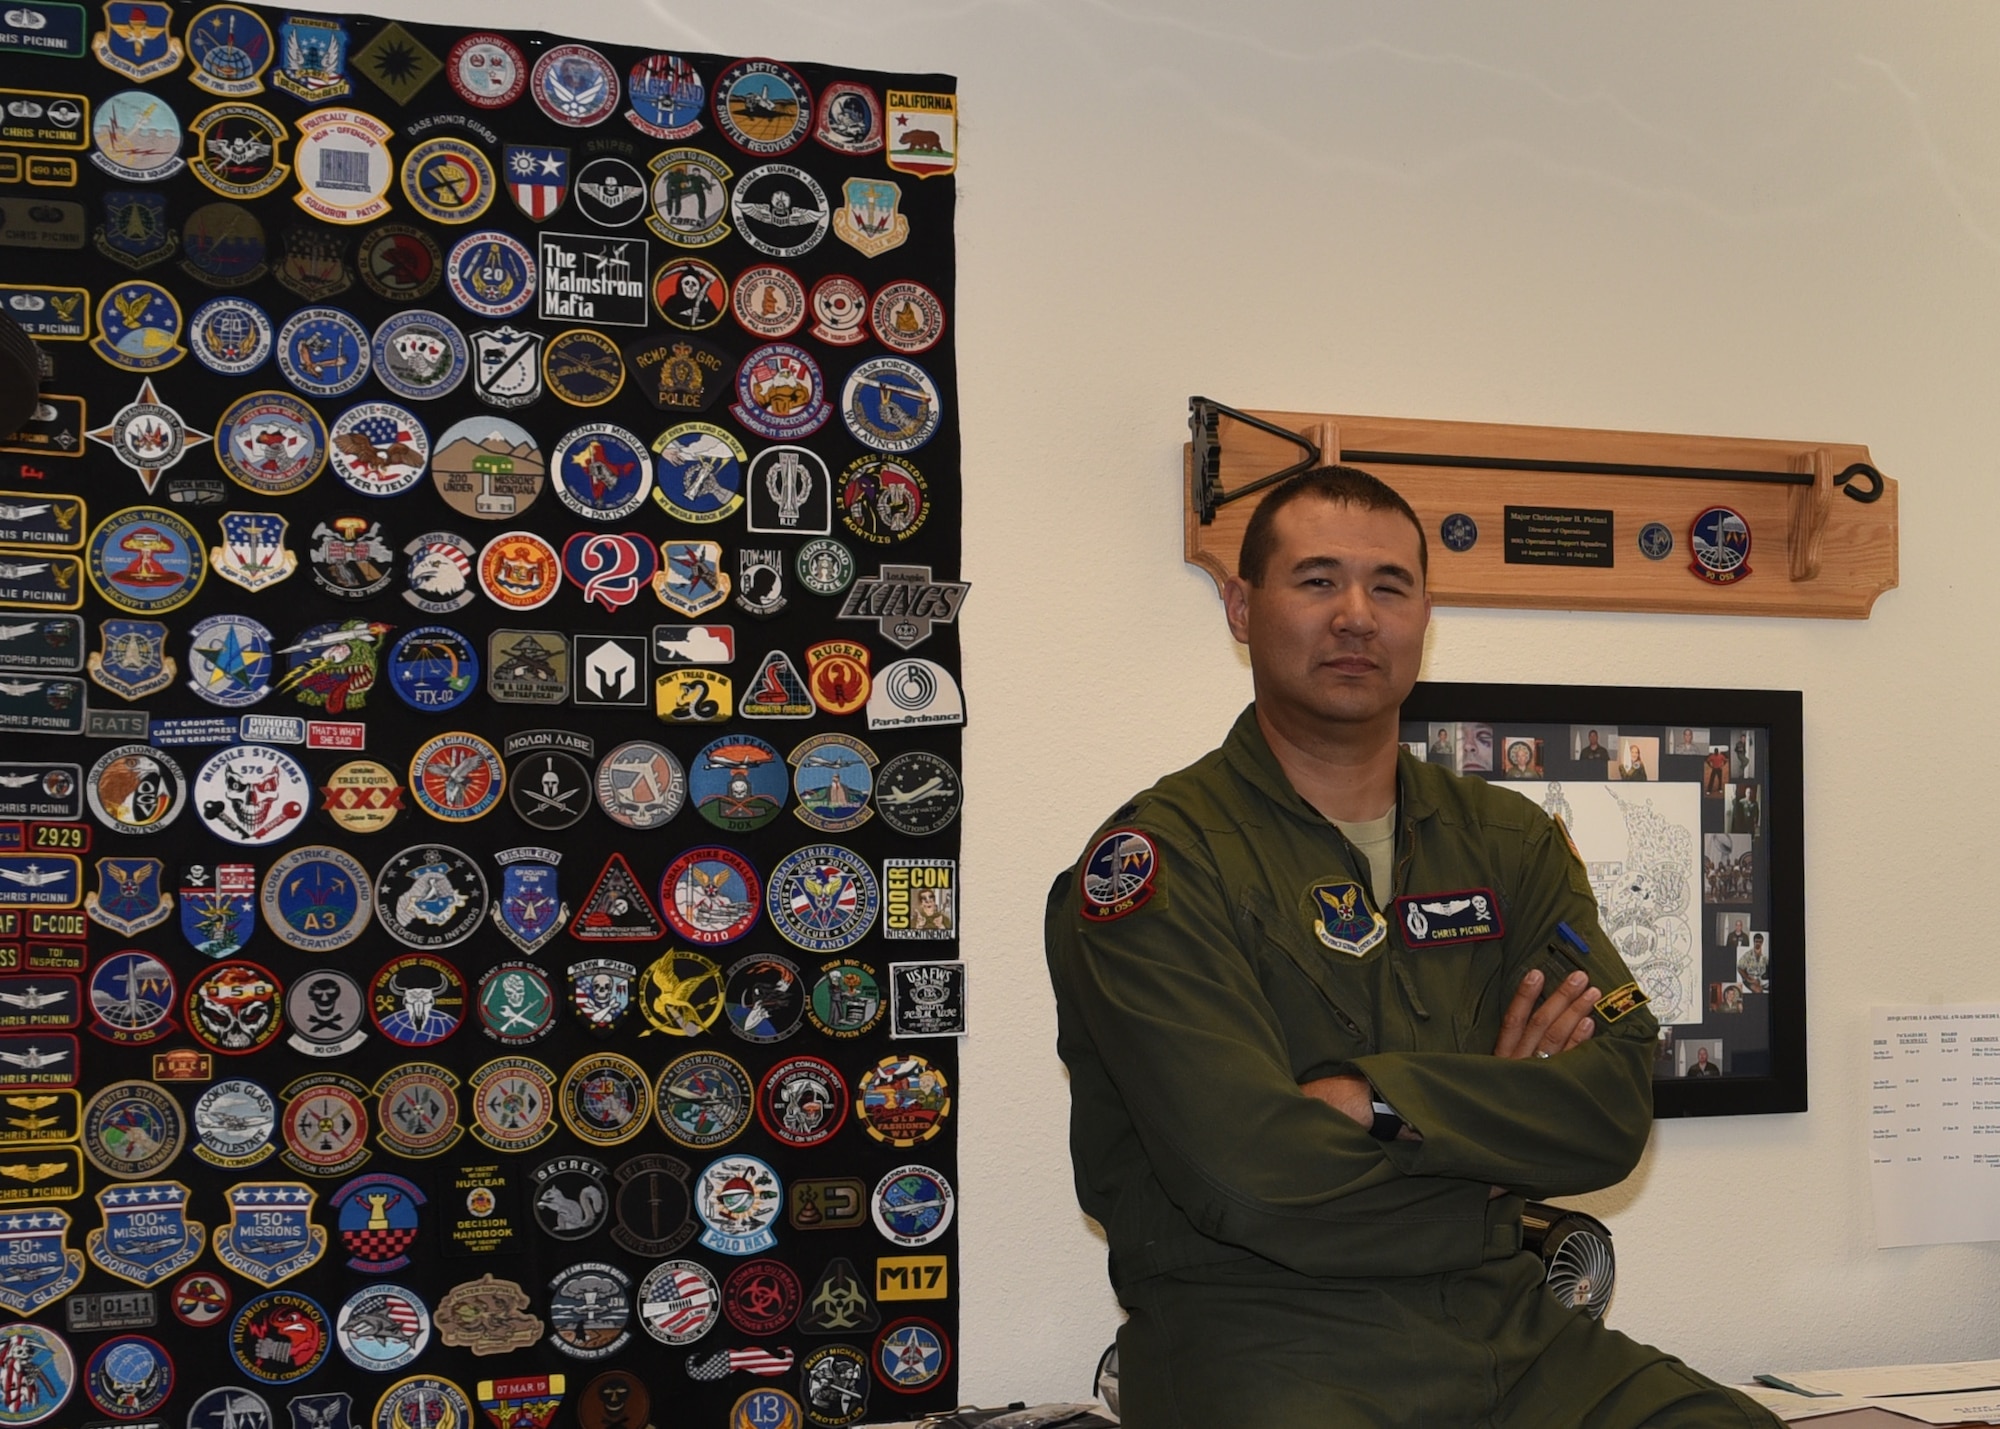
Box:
[1394, 889, 1503, 946]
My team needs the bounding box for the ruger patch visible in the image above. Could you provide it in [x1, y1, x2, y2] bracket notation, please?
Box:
[1593, 982, 1650, 1023]
[1309, 880, 1386, 958]
[1395, 889, 1503, 946]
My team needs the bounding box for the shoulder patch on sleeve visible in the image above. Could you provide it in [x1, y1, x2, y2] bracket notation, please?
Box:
[1594, 982, 1650, 1023]
[1078, 827, 1163, 922]
[1551, 813, 1597, 899]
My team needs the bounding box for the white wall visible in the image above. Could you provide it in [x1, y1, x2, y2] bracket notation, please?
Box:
[344, 0, 2000, 1400]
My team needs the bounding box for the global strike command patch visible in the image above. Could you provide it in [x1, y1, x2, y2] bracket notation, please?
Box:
[1077, 829, 1158, 923]
[1394, 890, 1503, 946]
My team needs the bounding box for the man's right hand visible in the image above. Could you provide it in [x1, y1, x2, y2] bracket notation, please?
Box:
[1491, 968, 1599, 1060]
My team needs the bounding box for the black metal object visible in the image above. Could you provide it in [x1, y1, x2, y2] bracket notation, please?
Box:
[1522, 1201, 1616, 1319]
[1190, 396, 1885, 523]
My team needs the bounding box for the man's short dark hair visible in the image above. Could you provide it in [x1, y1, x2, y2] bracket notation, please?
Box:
[1236, 466, 1428, 586]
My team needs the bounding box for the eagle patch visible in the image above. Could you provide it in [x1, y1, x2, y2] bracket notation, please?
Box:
[1308, 880, 1385, 958]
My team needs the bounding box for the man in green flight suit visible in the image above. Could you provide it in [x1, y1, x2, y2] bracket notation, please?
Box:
[1044, 468, 1777, 1427]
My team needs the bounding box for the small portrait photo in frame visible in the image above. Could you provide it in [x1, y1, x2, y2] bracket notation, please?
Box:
[1666, 727, 1710, 756]
[1570, 724, 1617, 768]
[1703, 833, 1753, 904]
[1680, 1039, 1725, 1078]
[1617, 735, 1658, 782]
[1726, 783, 1762, 836]
[1499, 736, 1543, 779]
[1703, 744, 1731, 797]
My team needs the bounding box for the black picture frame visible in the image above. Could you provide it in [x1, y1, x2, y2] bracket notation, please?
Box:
[1400, 682, 1805, 1118]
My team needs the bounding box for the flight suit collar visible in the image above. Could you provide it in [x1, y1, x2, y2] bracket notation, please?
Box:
[1219, 703, 1441, 829]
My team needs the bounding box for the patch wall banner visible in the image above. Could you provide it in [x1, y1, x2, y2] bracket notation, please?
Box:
[0, 6, 961, 1423]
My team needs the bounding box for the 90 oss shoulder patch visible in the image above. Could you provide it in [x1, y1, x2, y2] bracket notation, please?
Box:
[1077, 828, 1159, 923]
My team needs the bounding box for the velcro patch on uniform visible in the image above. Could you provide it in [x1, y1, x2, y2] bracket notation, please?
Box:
[1594, 982, 1650, 1023]
[1078, 828, 1160, 922]
[1308, 880, 1386, 958]
[1394, 889, 1503, 946]
[1552, 814, 1583, 866]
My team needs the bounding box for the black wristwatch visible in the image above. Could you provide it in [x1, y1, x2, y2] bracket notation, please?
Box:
[1367, 1095, 1404, 1142]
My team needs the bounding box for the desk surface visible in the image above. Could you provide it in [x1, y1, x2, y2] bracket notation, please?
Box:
[1796, 1410, 1982, 1427]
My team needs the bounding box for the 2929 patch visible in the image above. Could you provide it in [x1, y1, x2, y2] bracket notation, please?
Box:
[1077, 828, 1159, 922]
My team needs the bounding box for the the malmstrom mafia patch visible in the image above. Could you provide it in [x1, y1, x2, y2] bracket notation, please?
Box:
[1594, 982, 1650, 1023]
[1308, 880, 1386, 958]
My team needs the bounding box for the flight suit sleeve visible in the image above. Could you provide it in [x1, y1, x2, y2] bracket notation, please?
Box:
[1351, 814, 1659, 1199]
[1047, 818, 1497, 1279]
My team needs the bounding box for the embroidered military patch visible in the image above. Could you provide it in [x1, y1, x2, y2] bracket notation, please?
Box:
[1394, 889, 1503, 946]
[1593, 982, 1650, 1023]
[1077, 828, 1158, 922]
[1308, 880, 1386, 958]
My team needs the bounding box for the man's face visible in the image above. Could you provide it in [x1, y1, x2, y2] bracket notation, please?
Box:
[1586, 731, 1600, 748]
[1223, 499, 1429, 729]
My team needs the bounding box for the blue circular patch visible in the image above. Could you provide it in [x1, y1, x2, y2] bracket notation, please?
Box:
[532, 44, 620, 127]
[187, 614, 275, 707]
[388, 626, 480, 713]
[371, 310, 468, 402]
[1439, 513, 1478, 553]
[276, 307, 370, 398]
[1637, 521, 1674, 561]
[215, 391, 327, 496]
[651, 423, 745, 523]
[627, 55, 704, 139]
[766, 844, 879, 954]
[88, 507, 206, 614]
[553, 423, 651, 521]
[1689, 505, 1751, 583]
[86, 1334, 172, 1417]
[690, 735, 788, 832]
[190, 1386, 270, 1429]
[841, 356, 939, 453]
[182, 202, 267, 286]
[190, 296, 273, 375]
[732, 343, 829, 441]
[94, 280, 185, 371]
[187, 6, 273, 94]
[332, 1172, 425, 1272]
[446, 231, 535, 318]
[89, 952, 176, 1044]
[262, 845, 372, 953]
[335, 1284, 430, 1371]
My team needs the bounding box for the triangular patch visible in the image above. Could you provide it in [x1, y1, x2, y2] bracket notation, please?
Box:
[798, 1256, 879, 1335]
[569, 853, 663, 942]
[739, 650, 815, 719]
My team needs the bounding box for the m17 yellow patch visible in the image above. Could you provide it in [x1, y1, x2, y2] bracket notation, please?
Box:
[876, 1255, 947, 1300]
[1594, 982, 1650, 1023]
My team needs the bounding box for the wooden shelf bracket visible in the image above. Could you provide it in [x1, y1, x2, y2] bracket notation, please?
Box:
[1184, 399, 1899, 619]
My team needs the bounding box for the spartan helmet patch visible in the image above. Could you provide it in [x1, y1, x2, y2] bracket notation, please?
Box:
[1308, 880, 1386, 958]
